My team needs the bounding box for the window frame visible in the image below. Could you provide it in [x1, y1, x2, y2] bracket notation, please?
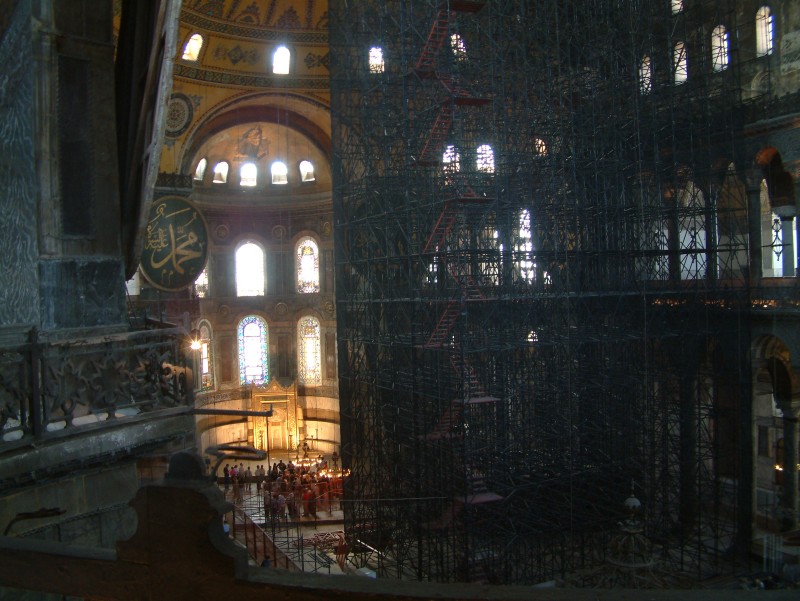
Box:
[240, 162, 258, 187]
[369, 46, 385, 73]
[299, 160, 316, 183]
[296, 236, 321, 294]
[194, 158, 207, 182]
[235, 240, 266, 297]
[271, 160, 289, 185]
[756, 6, 774, 57]
[297, 315, 322, 386]
[238, 315, 269, 386]
[197, 320, 215, 391]
[181, 33, 204, 62]
[639, 55, 653, 94]
[476, 144, 495, 174]
[711, 25, 730, 72]
[450, 33, 467, 62]
[212, 161, 229, 184]
[673, 41, 688, 85]
[273, 45, 291, 74]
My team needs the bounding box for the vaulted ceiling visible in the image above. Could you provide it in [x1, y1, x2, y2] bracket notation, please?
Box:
[122, 0, 332, 202]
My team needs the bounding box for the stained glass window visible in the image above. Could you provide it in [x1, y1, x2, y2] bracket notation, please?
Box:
[298, 316, 321, 385]
[238, 315, 268, 385]
[236, 241, 265, 296]
[296, 237, 320, 293]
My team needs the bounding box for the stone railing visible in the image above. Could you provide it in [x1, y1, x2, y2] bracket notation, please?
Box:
[0, 327, 194, 446]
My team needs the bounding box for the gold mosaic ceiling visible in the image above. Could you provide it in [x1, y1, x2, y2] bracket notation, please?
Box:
[183, 0, 328, 32]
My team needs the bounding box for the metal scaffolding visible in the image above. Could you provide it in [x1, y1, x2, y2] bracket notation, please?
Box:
[330, 0, 767, 586]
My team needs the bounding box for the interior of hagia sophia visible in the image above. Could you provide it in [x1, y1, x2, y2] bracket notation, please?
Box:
[1, 0, 800, 598]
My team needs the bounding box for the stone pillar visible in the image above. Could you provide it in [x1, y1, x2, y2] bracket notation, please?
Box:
[777, 400, 800, 531]
[780, 217, 796, 277]
[747, 181, 763, 282]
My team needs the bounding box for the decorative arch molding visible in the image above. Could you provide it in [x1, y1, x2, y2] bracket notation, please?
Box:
[180, 94, 331, 173]
[752, 334, 797, 400]
[755, 146, 796, 217]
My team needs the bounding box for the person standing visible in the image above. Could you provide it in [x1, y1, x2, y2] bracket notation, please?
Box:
[223, 464, 230, 495]
[232, 475, 242, 505]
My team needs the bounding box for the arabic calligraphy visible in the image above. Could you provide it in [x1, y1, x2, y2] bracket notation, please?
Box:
[140, 196, 208, 291]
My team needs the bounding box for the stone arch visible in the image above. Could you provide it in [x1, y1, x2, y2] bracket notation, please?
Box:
[755, 147, 796, 218]
[752, 333, 799, 525]
[753, 334, 795, 399]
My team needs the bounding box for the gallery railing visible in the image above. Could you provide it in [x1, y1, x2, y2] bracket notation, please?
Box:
[0, 326, 194, 447]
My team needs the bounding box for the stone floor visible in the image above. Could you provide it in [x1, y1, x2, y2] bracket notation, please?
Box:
[214, 459, 348, 575]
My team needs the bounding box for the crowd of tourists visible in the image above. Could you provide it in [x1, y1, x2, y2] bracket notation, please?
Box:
[221, 457, 343, 521]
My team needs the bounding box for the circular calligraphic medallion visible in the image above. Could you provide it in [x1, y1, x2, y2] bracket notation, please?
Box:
[140, 196, 209, 291]
[165, 93, 193, 138]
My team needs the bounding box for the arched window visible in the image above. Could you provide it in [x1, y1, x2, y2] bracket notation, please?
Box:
[479, 224, 501, 285]
[194, 267, 209, 298]
[673, 42, 687, 84]
[236, 241, 265, 296]
[271, 161, 288, 185]
[182, 33, 204, 61]
[678, 181, 707, 280]
[636, 175, 669, 281]
[369, 46, 384, 73]
[715, 163, 749, 280]
[450, 33, 467, 61]
[212, 161, 229, 184]
[273, 45, 291, 74]
[639, 55, 652, 94]
[194, 158, 207, 182]
[517, 209, 535, 282]
[756, 6, 774, 57]
[534, 138, 548, 157]
[443, 144, 460, 185]
[296, 237, 320, 293]
[299, 160, 315, 182]
[711, 25, 729, 71]
[238, 316, 268, 385]
[297, 316, 322, 385]
[240, 162, 258, 187]
[476, 144, 495, 173]
[760, 178, 794, 277]
[196, 321, 214, 391]
[671, 0, 683, 14]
